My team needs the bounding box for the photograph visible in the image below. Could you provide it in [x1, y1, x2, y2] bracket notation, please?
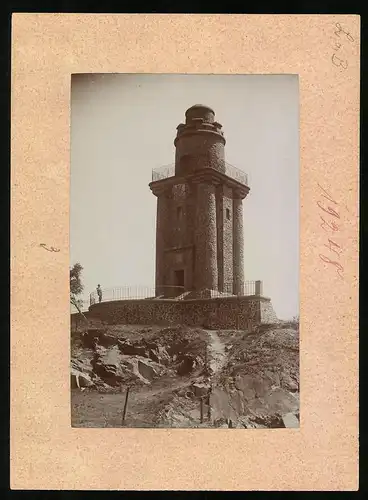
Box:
[70, 73, 299, 429]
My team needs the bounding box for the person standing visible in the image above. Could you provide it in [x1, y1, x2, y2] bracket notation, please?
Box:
[96, 284, 102, 303]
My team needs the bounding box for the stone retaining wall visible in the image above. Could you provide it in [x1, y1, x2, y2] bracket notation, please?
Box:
[88, 296, 277, 330]
[260, 299, 279, 324]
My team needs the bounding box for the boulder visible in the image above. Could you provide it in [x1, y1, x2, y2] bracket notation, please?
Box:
[249, 413, 285, 428]
[98, 333, 118, 348]
[239, 417, 261, 429]
[252, 375, 273, 398]
[71, 358, 93, 375]
[280, 373, 299, 392]
[229, 389, 246, 416]
[82, 328, 107, 348]
[209, 388, 238, 423]
[117, 340, 147, 357]
[91, 347, 124, 386]
[234, 375, 256, 401]
[148, 349, 159, 363]
[282, 412, 299, 428]
[137, 360, 158, 381]
[148, 346, 171, 365]
[213, 417, 228, 428]
[143, 341, 159, 351]
[192, 383, 210, 398]
[263, 387, 299, 414]
[71, 370, 93, 389]
[93, 362, 123, 386]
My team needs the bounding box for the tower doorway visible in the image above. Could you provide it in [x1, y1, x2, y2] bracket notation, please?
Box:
[174, 269, 185, 288]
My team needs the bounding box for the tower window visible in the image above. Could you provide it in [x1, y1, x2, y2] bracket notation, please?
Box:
[177, 206, 183, 219]
[226, 208, 231, 220]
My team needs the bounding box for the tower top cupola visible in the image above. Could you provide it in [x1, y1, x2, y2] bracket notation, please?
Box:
[174, 104, 225, 148]
[185, 104, 215, 123]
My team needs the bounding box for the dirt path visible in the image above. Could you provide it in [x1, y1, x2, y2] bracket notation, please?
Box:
[71, 373, 195, 428]
[205, 330, 227, 374]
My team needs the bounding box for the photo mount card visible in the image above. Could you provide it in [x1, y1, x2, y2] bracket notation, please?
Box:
[11, 14, 359, 491]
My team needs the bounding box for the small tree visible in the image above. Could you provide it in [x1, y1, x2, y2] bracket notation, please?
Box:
[70, 262, 83, 296]
[70, 262, 88, 324]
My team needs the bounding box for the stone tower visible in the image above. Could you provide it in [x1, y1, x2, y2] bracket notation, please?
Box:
[149, 105, 250, 298]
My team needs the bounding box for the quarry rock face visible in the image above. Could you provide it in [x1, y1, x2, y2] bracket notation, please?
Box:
[208, 327, 300, 426]
[71, 323, 299, 429]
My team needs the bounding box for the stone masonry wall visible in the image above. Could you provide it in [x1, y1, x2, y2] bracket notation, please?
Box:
[232, 195, 245, 295]
[220, 185, 234, 292]
[88, 296, 275, 330]
[175, 134, 225, 175]
[260, 299, 279, 324]
[194, 182, 218, 290]
[170, 183, 187, 248]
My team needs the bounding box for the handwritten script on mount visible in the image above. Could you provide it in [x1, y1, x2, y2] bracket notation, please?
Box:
[317, 184, 344, 280]
[39, 243, 60, 253]
[331, 22, 355, 70]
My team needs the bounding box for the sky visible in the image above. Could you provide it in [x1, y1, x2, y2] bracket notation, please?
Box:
[70, 73, 299, 319]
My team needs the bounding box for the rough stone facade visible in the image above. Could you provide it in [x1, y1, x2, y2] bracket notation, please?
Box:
[217, 184, 234, 293]
[88, 296, 276, 330]
[150, 105, 250, 296]
[195, 182, 218, 290]
[175, 134, 226, 176]
[260, 299, 279, 324]
[232, 193, 245, 295]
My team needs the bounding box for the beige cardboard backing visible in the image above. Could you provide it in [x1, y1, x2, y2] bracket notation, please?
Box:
[10, 14, 360, 490]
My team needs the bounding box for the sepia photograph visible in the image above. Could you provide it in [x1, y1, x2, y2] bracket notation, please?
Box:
[70, 73, 299, 429]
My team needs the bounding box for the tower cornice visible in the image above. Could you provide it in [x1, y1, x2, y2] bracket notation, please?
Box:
[149, 183, 173, 197]
[189, 169, 249, 198]
[149, 167, 250, 199]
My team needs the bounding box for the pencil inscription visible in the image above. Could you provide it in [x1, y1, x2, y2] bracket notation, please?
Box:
[317, 184, 344, 279]
[331, 22, 354, 70]
[39, 243, 60, 253]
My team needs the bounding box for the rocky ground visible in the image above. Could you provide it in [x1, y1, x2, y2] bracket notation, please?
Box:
[71, 320, 299, 429]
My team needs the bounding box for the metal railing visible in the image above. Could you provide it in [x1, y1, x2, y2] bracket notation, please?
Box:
[89, 281, 263, 306]
[89, 285, 186, 305]
[151, 162, 248, 186]
[214, 280, 262, 297]
[223, 162, 248, 186]
[152, 163, 175, 182]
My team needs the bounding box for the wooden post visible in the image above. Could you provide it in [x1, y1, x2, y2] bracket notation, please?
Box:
[207, 392, 211, 421]
[200, 397, 204, 423]
[236, 293, 240, 330]
[122, 386, 130, 425]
